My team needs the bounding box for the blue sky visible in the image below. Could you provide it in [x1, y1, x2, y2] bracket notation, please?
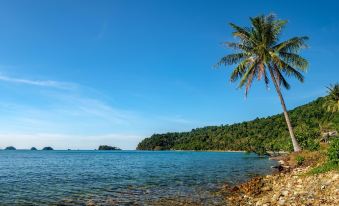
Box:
[0, 0, 338, 149]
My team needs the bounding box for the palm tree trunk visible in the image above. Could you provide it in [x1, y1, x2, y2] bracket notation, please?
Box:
[268, 68, 302, 152]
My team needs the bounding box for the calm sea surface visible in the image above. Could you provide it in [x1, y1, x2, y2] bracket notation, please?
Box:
[0, 150, 277, 205]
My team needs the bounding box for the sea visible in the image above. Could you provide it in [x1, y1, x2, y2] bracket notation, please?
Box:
[0, 150, 278, 205]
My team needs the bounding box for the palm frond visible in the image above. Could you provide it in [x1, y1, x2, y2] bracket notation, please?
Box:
[273, 36, 309, 53]
[238, 61, 257, 89]
[271, 19, 287, 42]
[274, 67, 291, 89]
[279, 52, 308, 71]
[263, 68, 270, 88]
[223, 42, 252, 53]
[216, 53, 247, 67]
[245, 68, 257, 96]
[271, 54, 305, 82]
[230, 59, 249, 82]
[229, 23, 254, 43]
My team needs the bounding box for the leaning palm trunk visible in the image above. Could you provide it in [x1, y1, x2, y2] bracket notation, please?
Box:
[268, 68, 302, 152]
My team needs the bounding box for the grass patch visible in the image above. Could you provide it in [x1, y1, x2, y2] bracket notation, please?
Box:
[288, 149, 327, 168]
[295, 155, 305, 166]
[308, 162, 339, 175]
[306, 139, 339, 175]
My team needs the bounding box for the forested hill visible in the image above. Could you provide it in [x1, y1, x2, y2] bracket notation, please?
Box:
[137, 96, 339, 152]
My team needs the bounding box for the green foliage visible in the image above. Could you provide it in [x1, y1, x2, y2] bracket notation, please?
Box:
[295, 130, 320, 151]
[248, 137, 268, 156]
[306, 140, 320, 151]
[137, 97, 338, 152]
[307, 138, 339, 175]
[308, 161, 339, 175]
[323, 83, 339, 113]
[328, 138, 339, 165]
[252, 146, 268, 156]
[295, 155, 305, 166]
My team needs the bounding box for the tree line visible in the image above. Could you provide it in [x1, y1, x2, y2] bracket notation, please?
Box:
[137, 96, 339, 153]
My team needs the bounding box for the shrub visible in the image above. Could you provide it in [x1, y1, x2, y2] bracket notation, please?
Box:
[328, 138, 339, 165]
[295, 130, 320, 151]
[250, 142, 268, 156]
[296, 155, 305, 166]
[253, 147, 267, 156]
[306, 139, 320, 151]
[308, 138, 339, 175]
[267, 142, 281, 154]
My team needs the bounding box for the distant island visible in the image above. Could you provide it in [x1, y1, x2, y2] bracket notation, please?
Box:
[5, 146, 16, 150]
[98, 145, 121, 150]
[30, 147, 37, 150]
[42, 147, 54, 150]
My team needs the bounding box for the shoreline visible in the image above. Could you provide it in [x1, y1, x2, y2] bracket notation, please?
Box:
[150, 153, 282, 206]
[220, 153, 339, 206]
[170, 149, 247, 152]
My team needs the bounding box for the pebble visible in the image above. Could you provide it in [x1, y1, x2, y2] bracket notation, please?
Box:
[281, 190, 289, 196]
[278, 198, 286, 205]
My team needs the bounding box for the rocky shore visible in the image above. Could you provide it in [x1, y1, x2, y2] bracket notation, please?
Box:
[221, 158, 339, 206]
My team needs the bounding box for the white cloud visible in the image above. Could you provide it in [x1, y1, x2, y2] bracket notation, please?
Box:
[0, 74, 77, 90]
[59, 96, 140, 125]
[0, 93, 145, 136]
[0, 73, 195, 149]
[0, 73, 147, 149]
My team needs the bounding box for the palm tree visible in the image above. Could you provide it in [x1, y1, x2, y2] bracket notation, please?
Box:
[323, 83, 339, 113]
[216, 14, 309, 152]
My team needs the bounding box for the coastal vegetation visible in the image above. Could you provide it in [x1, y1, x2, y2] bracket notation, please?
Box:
[137, 96, 339, 153]
[323, 83, 339, 113]
[42, 147, 54, 150]
[98, 145, 121, 150]
[328, 138, 339, 165]
[308, 138, 339, 175]
[216, 14, 309, 152]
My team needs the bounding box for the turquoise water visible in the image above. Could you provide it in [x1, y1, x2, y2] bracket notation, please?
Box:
[0, 150, 277, 205]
